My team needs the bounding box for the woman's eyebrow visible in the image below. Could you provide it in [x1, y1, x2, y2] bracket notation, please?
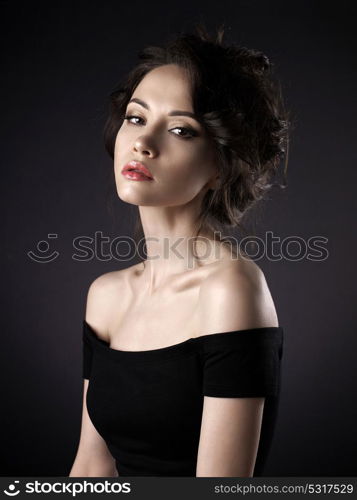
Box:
[128, 97, 199, 121]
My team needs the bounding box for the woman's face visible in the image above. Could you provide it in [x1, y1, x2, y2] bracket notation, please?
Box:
[114, 64, 219, 207]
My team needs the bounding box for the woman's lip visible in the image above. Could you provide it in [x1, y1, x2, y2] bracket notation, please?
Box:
[121, 171, 154, 181]
[122, 161, 154, 179]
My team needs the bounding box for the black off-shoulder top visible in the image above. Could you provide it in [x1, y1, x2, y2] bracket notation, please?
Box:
[82, 320, 284, 477]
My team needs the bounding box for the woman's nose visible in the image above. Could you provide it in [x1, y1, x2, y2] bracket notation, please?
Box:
[132, 136, 158, 157]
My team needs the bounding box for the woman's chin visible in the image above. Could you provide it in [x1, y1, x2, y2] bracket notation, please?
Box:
[116, 184, 140, 202]
[116, 188, 155, 207]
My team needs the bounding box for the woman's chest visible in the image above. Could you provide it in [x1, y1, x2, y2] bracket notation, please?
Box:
[86, 350, 204, 454]
[107, 285, 201, 351]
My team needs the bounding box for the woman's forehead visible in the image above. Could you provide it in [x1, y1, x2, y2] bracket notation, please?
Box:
[131, 65, 193, 108]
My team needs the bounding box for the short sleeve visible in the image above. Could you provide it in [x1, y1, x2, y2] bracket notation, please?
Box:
[82, 321, 93, 380]
[202, 327, 283, 398]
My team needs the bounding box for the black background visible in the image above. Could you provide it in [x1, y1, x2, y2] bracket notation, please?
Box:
[1, 0, 356, 476]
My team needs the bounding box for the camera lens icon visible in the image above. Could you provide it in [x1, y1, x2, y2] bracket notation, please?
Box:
[4, 480, 20, 496]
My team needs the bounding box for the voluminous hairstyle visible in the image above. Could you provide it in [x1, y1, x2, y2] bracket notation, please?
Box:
[103, 23, 290, 240]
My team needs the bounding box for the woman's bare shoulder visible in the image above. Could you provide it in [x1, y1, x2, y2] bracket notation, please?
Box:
[88, 262, 142, 290]
[201, 249, 265, 289]
[84, 262, 143, 336]
[198, 255, 279, 334]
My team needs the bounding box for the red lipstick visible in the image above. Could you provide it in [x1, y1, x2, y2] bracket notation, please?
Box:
[121, 161, 154, 181]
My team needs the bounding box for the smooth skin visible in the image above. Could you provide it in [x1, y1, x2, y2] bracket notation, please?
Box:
[69, 64, 278, 477]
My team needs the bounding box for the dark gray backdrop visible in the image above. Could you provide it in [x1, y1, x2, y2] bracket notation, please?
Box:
[1, 0, 356, 476]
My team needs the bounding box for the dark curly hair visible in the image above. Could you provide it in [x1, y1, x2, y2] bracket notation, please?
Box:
[103, 23, 290, 244]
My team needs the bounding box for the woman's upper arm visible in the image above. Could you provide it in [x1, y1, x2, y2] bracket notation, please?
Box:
[196, 396, 265, 477]
[70, 273, 123, 477]
[69, 380, 118, 477]
[196, 260, 280, 477]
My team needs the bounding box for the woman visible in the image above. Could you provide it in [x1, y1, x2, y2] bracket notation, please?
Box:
[69, 23, 289, 477]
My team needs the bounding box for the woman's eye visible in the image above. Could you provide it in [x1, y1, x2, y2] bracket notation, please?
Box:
[124, 114, 196, 139]
[170, 127, 196, 139]
[124, 115, 143, 125]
